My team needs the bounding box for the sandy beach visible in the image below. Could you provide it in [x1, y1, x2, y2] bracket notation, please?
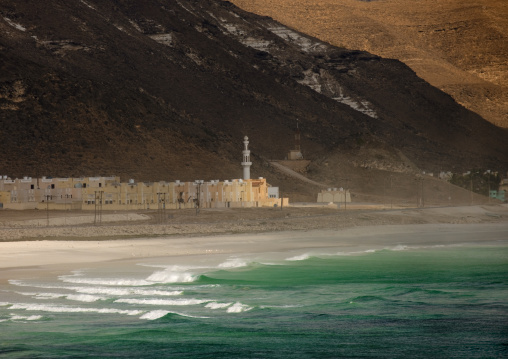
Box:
[1, 205, 507, 358]
[1, 204, 507, 280]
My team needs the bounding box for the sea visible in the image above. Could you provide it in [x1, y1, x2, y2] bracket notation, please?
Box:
[1, 232, 507, 358]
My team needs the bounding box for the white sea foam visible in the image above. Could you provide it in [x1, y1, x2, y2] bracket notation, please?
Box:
[8, 303, 142, 315]
[336, 249, 377, 256]
[66, 294, 106, 303]
[140, 310, 170, 320]
[72, 287, 183, 297]
[68, 270, 86, 277]
[10, 278, 200, 293]
[205, 302, 233, 309]
[39, 293, 64, 299]
[173, 312, 210, 319]
[286, 254, 310, 261]
[138, 263, 208, 270]
[391, 245, 409, 251]
[11, 282, 183, 297]
[182, 284, 220, 289]
[59, 276, 152, 286]
[9, 280, 70, 290]
[15, 292, 61, 299]
[115, 298, 210, 306]
[388, 244, 449, 251]
[36, 290, 168, 302]
[15, 292, 106, 302]
[146, 269, 196, 284]
[226, 302, 252, 313]
[218, 258, 248, 268]
[10, 314, 43, 321]
[9, 280, 35, 287]
[58, 270, 154, 286]
[259, 262, 283, 266]
[0, 302, 9, 306]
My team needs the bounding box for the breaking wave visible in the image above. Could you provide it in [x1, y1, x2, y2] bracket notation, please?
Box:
[115, 298, 210, 306]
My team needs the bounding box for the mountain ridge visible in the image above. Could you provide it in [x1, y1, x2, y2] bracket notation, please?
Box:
[0, 0, 506, 202]
[230, 0, 508, 128]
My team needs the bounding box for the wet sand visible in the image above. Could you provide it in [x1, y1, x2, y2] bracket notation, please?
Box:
[1, 204, 507, 281]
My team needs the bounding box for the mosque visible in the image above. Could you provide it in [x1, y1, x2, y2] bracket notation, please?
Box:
[0, 137, 287, 210]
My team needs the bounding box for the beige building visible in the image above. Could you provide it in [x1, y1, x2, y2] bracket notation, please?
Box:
[0, 176, 285, 210]
[317, 188, 351, 203]
[0, 137, 288, 211]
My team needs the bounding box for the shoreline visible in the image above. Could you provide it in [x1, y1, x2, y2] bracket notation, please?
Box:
[1, 204, 507, 281]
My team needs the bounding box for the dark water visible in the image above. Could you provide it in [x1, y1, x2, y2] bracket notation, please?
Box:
[1, 244, 507, 358]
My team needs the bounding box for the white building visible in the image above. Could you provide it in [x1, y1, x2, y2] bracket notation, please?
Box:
[241, 136, 252, 180]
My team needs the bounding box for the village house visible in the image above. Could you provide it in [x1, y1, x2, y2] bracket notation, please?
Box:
[0, 176, 284, 211]
[0, 137, 287, 210]
[317, 188, 351, 204]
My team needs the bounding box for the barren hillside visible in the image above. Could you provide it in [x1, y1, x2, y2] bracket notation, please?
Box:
[1, 0, 507, 203]
[231, 0, 508, 127]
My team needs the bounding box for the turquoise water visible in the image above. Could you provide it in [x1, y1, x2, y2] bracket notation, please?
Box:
[1, 243, 507, 358]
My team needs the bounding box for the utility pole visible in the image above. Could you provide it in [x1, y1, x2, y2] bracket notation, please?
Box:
[487, 170, 491, 204]
[470, 174, 473, 206]
[64, 193, 67, 226]
[45, 194, 51, 227]
[415, 177, 424, 208]
[384, 176, 393, 209]
[339, 178, 350, 211]
[390, 175, 393, 209]
[157, 192, 166, 224]
[94, 191, 103, 225]
[345, 178, 348, 211]
[448, 179, 451, 206]
[421, 178, 424, 208]
[195, 180, 203, 215]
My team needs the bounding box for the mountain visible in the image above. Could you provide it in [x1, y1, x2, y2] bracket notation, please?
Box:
[230, 0, 508, 128]
[1, 0, 507, 202]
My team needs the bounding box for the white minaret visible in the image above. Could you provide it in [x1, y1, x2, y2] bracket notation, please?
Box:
[241, 136, 252, 180]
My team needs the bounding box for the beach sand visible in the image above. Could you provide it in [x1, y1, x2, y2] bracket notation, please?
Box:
[1, 204, 507, 281]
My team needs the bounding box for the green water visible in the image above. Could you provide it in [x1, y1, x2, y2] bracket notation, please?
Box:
[1, 246, 507, 358]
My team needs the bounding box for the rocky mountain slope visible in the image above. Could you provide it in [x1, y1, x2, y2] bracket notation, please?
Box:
[1, 0, 507, 202]
[231, 0, 508, 128]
